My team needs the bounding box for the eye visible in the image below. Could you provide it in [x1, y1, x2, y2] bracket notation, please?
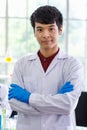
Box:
[37, 28, 42, 32]
[49, 27, 55, 31]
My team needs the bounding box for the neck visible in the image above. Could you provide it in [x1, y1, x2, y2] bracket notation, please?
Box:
[40, 47, 59, 58]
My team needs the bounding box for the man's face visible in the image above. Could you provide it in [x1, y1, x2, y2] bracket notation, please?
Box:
[34, 22, 62, 51]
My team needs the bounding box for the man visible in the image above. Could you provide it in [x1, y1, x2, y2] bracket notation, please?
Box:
[8, 5, 84, 130]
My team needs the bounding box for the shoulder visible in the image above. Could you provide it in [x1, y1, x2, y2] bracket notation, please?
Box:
[16, 53, 37, 65]
[59, 49, 82, 65]
[58, 49, 83, 69]
[64, 56, 83, 75]
[65, 56, 82, 68]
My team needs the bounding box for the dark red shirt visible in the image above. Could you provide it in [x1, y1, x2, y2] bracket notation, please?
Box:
[38, 49, 59, 72]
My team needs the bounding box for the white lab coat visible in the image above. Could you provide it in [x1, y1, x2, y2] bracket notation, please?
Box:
[9, 49, 84, 130]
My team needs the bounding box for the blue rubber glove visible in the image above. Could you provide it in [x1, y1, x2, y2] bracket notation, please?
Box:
[8, 84, 31, 104]
[58, 82, 74, 94]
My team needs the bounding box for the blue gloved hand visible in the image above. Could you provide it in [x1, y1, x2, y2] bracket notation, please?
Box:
[8, 84, 31, 104]
[58, 81, 74, 94]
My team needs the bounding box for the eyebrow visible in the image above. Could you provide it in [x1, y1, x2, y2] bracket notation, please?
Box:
[36, 24, 56, 29]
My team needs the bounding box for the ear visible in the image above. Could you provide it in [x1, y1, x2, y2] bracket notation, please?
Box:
[58, 26, 62, 35]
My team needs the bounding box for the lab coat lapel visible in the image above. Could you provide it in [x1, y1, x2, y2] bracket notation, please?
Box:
[45, 56, 58, 75]
[27, 53, 44, 73]
[33, 54, 45, 73]
[28, 50, 68, 75]
[45, 50, 68, 75]
[37, 58, 45, 73]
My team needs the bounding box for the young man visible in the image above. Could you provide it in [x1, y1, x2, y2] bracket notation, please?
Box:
[8, 5, 84, 130]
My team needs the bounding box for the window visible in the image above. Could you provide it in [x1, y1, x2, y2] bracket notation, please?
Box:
[0, 0, 87, 89]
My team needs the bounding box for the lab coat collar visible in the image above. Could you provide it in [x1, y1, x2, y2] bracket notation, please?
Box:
[56, 49, 68, 59]
[27, 49, 68, 61]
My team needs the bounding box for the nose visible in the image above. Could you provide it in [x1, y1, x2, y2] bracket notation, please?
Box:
[42, 30, 50, 38]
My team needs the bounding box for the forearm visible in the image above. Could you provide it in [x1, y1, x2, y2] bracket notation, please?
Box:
[29, 92, 80, 115]
[9, 98, 42, 116]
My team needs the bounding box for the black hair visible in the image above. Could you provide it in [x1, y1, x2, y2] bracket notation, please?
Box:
[30, 5, 63, 30]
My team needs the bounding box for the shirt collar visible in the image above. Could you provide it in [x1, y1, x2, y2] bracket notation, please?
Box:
[38, 49, 59, 61]
[27, 49, 68, 61]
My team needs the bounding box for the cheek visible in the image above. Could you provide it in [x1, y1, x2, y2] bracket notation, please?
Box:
[35, 35, 41, 43]
[36, 36, 40, 41]
[35, 32, 40, 38]
[52, 33, 58, 40]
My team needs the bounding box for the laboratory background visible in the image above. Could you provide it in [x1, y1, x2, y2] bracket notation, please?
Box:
[0, 0, 87, 130]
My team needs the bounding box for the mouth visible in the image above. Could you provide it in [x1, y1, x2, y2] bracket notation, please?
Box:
[42, 40, 52, 44]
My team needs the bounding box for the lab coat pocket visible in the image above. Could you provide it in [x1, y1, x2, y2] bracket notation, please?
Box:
[23, 77, 37, 93]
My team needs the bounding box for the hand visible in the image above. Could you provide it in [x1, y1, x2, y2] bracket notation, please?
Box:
[58, 82, 74, 94]
[8, 84, 31, 104]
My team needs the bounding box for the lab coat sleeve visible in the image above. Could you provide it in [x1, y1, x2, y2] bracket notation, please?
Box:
[29, 58, 84, 115]
[9, 59, 42, 116]
[9, 98, 42, 116]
